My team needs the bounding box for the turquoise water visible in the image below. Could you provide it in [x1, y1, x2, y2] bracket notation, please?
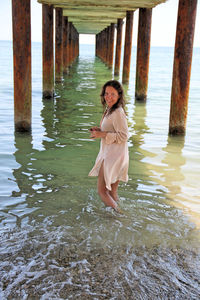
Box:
[0, 41, 200, 298]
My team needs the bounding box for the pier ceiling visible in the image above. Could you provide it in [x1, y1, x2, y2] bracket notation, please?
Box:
[37, 0, 167, 34]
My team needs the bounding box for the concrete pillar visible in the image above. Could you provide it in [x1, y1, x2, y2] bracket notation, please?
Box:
[106, 26, 110, 65]
[114, 18, 123, 76]
[108, 23, 115, 69]
[122, 11, 134, 84]
[76, 29, 79, 58]
[100, 30, 104, 62]
[101, 29, 105, 62]
[135, 8, 152, 101]
[71, 24, 75, 63]
[98, 31, 102, 60]
[55, 8, 63, 82]
[68, 22, 72, 66]
[42, 4, 54, 99]
[169, 0, 197, 135]
[63, 16, 69, 74]
[95, 34, 98, 57]
[12, 0, 32, 132]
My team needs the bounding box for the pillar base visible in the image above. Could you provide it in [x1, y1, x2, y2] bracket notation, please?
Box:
[114, 70, 120, 76]
[169, 126, 185, 136]
[63, 68, 69, 75]
[122, 77, 129, 85]
[15, 121, 31, 133]
[43, 90, 54, 99]
[135, 93, 147, 101]
[55, 77, 63, 83]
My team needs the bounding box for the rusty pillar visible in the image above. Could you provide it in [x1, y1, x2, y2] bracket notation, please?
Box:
[74, 26, 77, 61]
[114, 19, 123, 76]
[100, 31, 102, 60]
[106, 26, 110, 65]
[66, 22, 71, 67]
[100, 31, 103, 61]
[95, 34, 98, 57]
[55, 8, 63, 82]
[135, 8, 152, 101]
[108, 23, 115, 69]
[98, 32, 101, 59]
[63, 16, 69, 74]
[102, 29, 106, 62]
[122, 11, 134, 84]
[75, 30, 78, 59]
[71, 23, 74, 63]
[103, 30, 106, 63]
[98, 33, 101, 59]
[71, 24, 75, 64]
[99, 32, 102, 59]
[68, 22, 72, 66]
[42, 4, 54, 99]
[95, 34, 98, 56]
[77, 30, 79, 58]
[169, 0, 197, 135]
[74, 25, 77, 60]
[12, 0, 31, 132]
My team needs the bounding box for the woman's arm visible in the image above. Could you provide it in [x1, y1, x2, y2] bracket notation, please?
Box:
[105, 109, 128, 144]
[90, 129, 107, 139]
[89, 126, 101, 132]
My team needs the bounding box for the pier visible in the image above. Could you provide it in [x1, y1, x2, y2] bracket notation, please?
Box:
[12, 0, 197, 135]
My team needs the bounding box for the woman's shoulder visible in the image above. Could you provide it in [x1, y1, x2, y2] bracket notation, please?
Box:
[112, 106, 126, 117]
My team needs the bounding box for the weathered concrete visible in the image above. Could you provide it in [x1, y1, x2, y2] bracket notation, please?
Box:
[55, 8, 63, 82]
[63, 16, 69, 74]
[12, 0, 32, 132]
[68, 22, 72, 66]
[169, 0, 197, 135]
[135, 8, 152, 101]
[114, 18, 123, 76]
[108, 23, 115, 69]
[38, 0, 167, 34]
[42, 4, 54, 98]
[122, 11, 134, 84]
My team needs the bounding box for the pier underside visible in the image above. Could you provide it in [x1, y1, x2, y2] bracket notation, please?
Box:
[37, 0, 167, 34]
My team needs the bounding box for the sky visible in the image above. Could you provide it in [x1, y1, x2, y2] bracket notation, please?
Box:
[0, 0, 200, 47]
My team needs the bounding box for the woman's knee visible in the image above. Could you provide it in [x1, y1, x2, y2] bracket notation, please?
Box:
[109, 190, 116, 198]
[98, 186, 107, 197]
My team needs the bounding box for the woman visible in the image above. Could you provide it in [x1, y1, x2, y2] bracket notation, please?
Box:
[89, 80, 129, 212]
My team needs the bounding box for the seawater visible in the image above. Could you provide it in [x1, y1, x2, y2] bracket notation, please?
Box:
[0, 41, 200, 299]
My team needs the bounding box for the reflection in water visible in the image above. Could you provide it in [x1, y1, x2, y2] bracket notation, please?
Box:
[161, 136, 200, 226]
[0, 53, 200, 299]
[162, 136, 186, 197]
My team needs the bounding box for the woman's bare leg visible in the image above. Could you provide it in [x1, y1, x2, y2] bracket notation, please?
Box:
[109, 181, 120, 202]
[97, 163, 118, 209]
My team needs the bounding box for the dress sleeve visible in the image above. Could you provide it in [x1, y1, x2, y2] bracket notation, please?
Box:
[105, 109, 128, 144]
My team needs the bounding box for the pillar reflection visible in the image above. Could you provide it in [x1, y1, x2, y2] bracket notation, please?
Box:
[161, 136, 185, 197]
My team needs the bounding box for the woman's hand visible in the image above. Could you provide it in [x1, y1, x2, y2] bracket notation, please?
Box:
[90, 129, 107, 139]
[89, 126, 101, 132]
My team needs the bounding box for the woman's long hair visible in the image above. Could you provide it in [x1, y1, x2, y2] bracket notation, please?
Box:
[100, 80, 126, 116]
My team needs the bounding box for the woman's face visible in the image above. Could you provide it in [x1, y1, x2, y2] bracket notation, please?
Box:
[104, 86, 119, 108]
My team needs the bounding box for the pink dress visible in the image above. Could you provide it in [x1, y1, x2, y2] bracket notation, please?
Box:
[89, 106, 129, 190]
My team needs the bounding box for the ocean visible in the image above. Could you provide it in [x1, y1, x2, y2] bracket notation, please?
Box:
[0, 40, 200, 298]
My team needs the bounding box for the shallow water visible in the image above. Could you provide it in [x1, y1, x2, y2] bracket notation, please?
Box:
[0, 42, 200, 299]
